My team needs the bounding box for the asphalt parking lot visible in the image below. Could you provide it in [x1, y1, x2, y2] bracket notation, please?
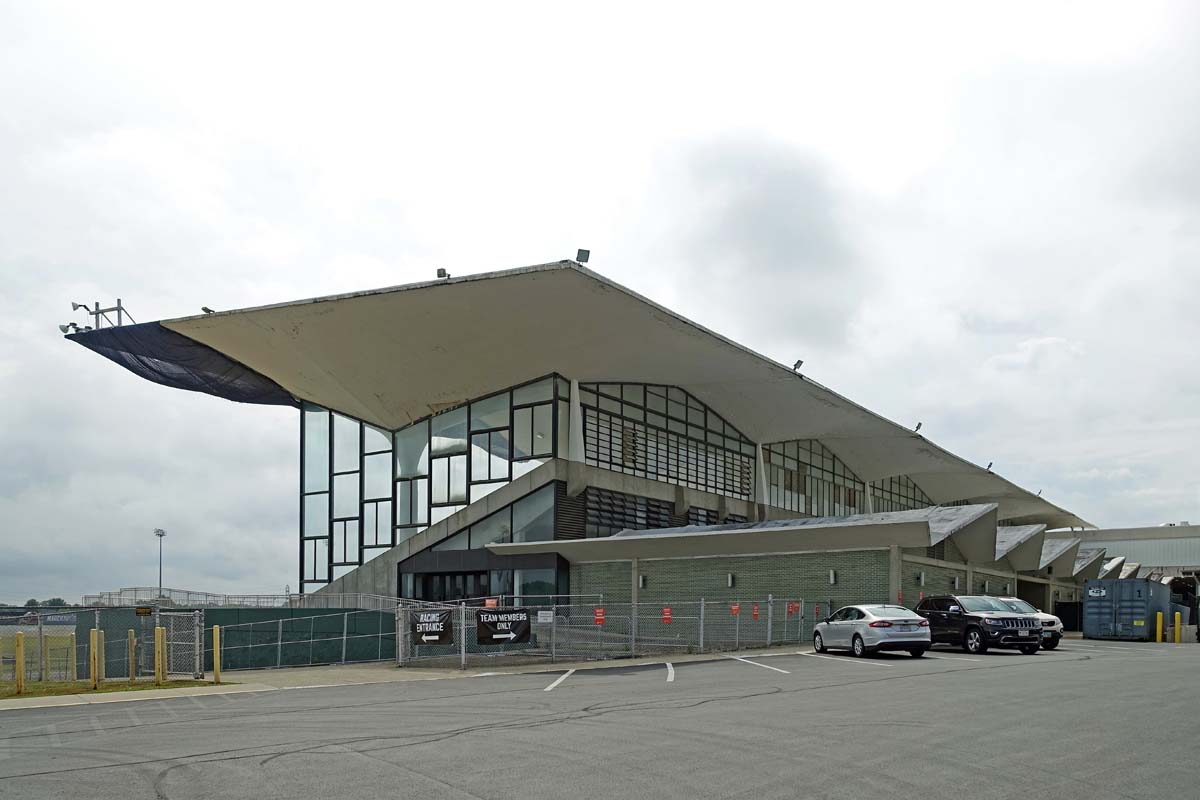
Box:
[0, 640, 1194, 800]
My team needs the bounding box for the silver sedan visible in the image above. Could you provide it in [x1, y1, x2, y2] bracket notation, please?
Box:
[814, 604, 931, 657]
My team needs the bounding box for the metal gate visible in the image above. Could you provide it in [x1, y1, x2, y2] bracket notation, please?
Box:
[160, 611, 204, 678]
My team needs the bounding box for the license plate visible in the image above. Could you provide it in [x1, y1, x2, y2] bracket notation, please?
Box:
[1018, 629, 1029, 636]
[1042, 631, 1052, 638]
[897, 625, 913, 632]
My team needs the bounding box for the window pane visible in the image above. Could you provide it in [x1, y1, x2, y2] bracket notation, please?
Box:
[471, 392, 510, 430]
[557, 400, 569, 458]
[513, 378, 553, 405]
[472, 509, 512, 548]
[396, 481, 413, 525]
[532, 404, 553, 456]
[431, 458, 448, 504]
[490, 569, 514, 596]
[514, 568, 556, 601]
[304, 538, 328, 582]
[449, 454, 467, 502]
[513, 407, 532, 459]
[364, 423, 391, 453]
[432, 528, 469, 550]
[395, 420, 429, 478]
[364, 452, 391, 500]
[490, 430, 510, 478]
[303, 493, 328, 537]
[333, 472, 359, 518]
[303, 405, 329, 492]
[513, 484, 554, 542]
[471, 433, 491, 481]
[333, 414, 360, 473]
[431, 407, 468, 456]
[414, 477, 428, 523]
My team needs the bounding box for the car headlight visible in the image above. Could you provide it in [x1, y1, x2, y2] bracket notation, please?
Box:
[984, 618, 1004, 625]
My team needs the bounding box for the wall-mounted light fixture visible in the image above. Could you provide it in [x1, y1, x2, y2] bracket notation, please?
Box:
[638, 574, 646, 589]
[727, 573, 735, 589]
[829, 570, 837, 585]
[917, 571, 926, 587]
[953, 576, 960, 591]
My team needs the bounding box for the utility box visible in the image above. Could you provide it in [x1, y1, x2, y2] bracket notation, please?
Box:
[1083, 579, 1173, 641]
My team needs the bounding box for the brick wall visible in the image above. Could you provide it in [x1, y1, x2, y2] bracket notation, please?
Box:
[902, 560, 968, 603]
[573, 550, 890, 609]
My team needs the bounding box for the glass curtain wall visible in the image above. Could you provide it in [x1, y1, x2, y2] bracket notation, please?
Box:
[871, 474, 934, 513]
[300, 375, 570, 591]
[579, 383, 755, 500]
[762, 440, 867, 517]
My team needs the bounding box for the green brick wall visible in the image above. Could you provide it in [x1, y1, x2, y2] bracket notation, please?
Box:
[902, 560, 967, 603]
[574, 549, 891, 609]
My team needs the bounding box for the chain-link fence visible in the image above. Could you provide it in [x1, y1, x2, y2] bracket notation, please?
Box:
[397, 597, 823, 669]
[1, 607, 206, 694]
[213, 609, 397, 671]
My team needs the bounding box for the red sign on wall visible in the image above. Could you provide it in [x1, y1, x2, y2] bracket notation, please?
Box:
[730, 603, 740, 616]
[484, 598, 499, 608]
[662, 607, 672, 624]
[814, 604, 821, 618]
[752, 603, 760, 620]
[594, 607, 605, 625]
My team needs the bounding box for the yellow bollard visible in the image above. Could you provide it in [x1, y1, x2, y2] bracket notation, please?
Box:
[89, 629, 99, 690]
[1175, 612, 1181, 644]
[1156, 612, 1163, 643]
[154, 626, 166, 685]
[69, 632, 77, 681]
[212, 625, 222, 685]
[128, 630, 136, 683]
[14, 632, 25, 695]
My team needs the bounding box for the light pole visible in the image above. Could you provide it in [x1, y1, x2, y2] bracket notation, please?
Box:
[154, 529, 167, 599]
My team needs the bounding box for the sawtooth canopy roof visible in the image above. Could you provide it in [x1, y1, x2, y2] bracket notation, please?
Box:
[489, 504, 996, 563]
[1099, 556, 1126, 579]
[76, 260, 1089, 528]
[994, 524, 1046, 571]
[1073, 547, 1108, 579]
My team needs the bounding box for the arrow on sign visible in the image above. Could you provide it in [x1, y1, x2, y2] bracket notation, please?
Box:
[492, 631, 517, 641]
[421, 634, 442, 643]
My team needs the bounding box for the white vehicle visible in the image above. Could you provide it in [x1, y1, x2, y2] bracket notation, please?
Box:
[997, 596, 1063, 650]
[813, 604, 931, 658]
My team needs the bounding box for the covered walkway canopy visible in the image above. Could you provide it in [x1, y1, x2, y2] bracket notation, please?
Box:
[68, 261, 1090, 528]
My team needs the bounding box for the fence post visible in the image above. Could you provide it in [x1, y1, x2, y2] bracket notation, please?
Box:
[154, 626, 165, 685]
[766, 594, 774, 646]
[277, 619, 284, 668]
[699, 598, 705, 652]
[213, 626, 222, 684]
[193, 611, 203, 679]
[97, 630, 106, 683]
[88, 629, 99, 689]
[396, 607, 405, 667]
[69, 632, 77, 681]
[14, 632, 25, 695]
[341, 613, 349, 664]
[128, 630, 136, 683]
[459, 604, 467, 671]
[735, 601, 740, 650]
[551, 604, 557, 663]
[36, 614, 45, 682]
[629, 601, 637, 657]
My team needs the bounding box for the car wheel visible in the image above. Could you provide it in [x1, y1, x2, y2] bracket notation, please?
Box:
[909, 648, 926, 658]
[964, 627, 988, 654]
[851, 634, 866, 657]
[1041, 638, 1059, 651]
[814, 632, 827, 653]
[1019, 644, 1039, 655]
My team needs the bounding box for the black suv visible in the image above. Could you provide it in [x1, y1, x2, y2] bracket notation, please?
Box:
[915, 595, 1041, 655]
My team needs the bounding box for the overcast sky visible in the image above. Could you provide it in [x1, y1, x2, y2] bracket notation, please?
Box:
[2, 2, 1197, 603]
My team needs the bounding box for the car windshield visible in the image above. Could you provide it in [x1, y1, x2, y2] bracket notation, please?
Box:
[864, 605, 920, 619]
[958, 597, 1012, 612]
[1000, 598, 1037, 614]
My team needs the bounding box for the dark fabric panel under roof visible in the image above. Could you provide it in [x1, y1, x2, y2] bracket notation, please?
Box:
[69, 322, 298, 408]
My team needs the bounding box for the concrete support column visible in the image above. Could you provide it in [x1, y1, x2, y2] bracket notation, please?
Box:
[888, 546, 902, 604]
[965, 564, 975, 593]
[754, 444, 768, 522]
[865, 481, 875, 514]
[567, 379, 585, 464]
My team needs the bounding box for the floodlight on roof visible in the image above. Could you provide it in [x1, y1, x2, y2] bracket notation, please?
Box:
[914, 422, 922, 432]
[436, 268, 450, 279]
[201, 306, 215, 314]
[576, 249, 590, 263]
[71, 301, 88, 311]
[58, 323, 73, 334]
[793, 359, 803, 371]
[986, 462, 993, 471]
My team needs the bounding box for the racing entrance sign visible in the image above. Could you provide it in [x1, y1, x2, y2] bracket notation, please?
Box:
[476, 608, 531, 645]
[411, 610, 454, 645]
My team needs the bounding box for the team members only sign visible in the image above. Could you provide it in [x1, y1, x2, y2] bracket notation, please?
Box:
[475, 608, 531, 645]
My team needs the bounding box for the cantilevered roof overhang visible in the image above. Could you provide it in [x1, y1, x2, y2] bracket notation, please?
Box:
[68, 261, 1089, 528]
[1099, 556, 1126, 579]
[1072, 547, 1108, 580]
[1039, 537, 1081, 577]
[994, 525, 1046, 571]
[489, 504, 997, 563]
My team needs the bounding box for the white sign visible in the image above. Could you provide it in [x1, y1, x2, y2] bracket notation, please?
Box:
[537, 610, 554, 624]
[1088, 587, 1106, 597]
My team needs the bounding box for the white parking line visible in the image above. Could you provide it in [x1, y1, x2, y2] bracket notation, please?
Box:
[543, 669, 576, 692]
[665, 662, 675, 682]
[796, 653, 893, 668]
[726, 655, 790, 674]
[924, 654, 983, 662]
